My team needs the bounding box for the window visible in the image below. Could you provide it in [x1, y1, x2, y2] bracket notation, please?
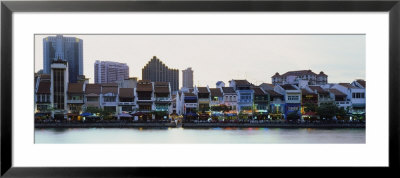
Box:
[87, 97, 98, 102]
[287, 95, 299, 101]
[104, 96, 116, 102]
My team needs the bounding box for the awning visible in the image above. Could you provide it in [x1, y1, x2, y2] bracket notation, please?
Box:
[118, 113, 133, 118]
[80, 112, 92, 117]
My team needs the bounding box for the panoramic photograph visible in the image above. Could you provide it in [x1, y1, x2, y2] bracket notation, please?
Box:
[34, 34, 366, 144]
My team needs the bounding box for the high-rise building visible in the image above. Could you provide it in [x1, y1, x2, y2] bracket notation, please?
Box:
[94, 60, 129, 84]
[50, 59, 69, 119]
[43, 35, 83, 83]
[182, 67, 194, 89]
[142, 56, 179, 92]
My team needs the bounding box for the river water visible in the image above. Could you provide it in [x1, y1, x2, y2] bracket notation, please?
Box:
[34, 127, 365, 144]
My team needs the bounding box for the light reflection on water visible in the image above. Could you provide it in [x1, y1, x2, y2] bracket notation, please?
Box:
[34, 127, 365, 144]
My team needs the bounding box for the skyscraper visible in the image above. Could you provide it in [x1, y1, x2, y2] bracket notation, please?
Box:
[43, 35, 83, 83]
[94, 60, 129, 84]
[182, 67, 194, 89]
[142, 56, 179, 92]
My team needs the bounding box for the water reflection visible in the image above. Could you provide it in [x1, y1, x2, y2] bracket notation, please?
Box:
[35, 127, 366, 144]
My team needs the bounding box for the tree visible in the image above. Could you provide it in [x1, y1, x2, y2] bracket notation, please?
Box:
[303, 103, 317, 113]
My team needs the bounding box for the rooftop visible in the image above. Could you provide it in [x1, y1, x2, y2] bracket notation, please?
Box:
[264, 89, 283, 97]
[253, 87, 267, 96]
[232, 80, 251, 86]
[36, 81, 51, 94]
[329, 89, 347, 96]
[85, 84, 101, 95]
[67, 83, 84, 94]
[221, 87, 236, 94]
[119, 88, 134, 98]
[309, 86, 329, 94]
[197, 87, 209, 93]
[210, 88, 223, 97]
[280, 84, 297, 90]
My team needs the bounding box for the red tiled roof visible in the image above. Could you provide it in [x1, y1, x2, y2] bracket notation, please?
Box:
[233, 80, 251, 86]
[36, 81, 51, 94]
[309, 86, 329, 94]
[101, 83, 118, 87]
[67, 83, 84, 94]
[281, 84, 297, 90]
[253, 87, 267, 96]
[329, 89, 347, 96]
[221, 87, 236, 94]
[210, 88, 223, 97]
[264, 89, 283, 97]
[184, 92, 196, 97]
[119, 88, 134, 98]
[339, 83, 358, 89]
[40, 74, 51, 80]
[137, 82, 153, 92]
[317, 71, 327, 76]
[301, 89, 313, 95]
[154, 82, 170, 93]
[102, 85, 118, 94]
[85, 84, 101, 95]
[356, 80, 366, 88]
[197, 87, 209, 93]
[281, 70, 316, 77]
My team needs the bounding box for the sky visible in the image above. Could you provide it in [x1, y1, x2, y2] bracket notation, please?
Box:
[34, 34, 365, 87]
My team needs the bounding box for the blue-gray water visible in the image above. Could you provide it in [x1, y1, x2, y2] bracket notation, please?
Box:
[34, 127, 365, 144]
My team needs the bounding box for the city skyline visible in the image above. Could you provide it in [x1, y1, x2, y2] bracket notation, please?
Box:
[35, 34, 365, 87]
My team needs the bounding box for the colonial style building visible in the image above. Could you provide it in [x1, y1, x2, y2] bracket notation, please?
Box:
[101, 83, 119, 114]
[118, 88, 135, 113]
[221, 87, 238, 115]
[67, 82, 85, 114]
[272, 70, 328, 86]
[252, 87, 269, 119]
[229, 80, 254, 118]
[154, 82, 172, 120]
[84, 84, 102, 109]
[275, 84, 302, 120]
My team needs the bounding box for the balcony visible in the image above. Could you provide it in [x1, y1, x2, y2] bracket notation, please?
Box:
[119, 102, 135, 106]
[137, 97, 154, 102]
[155, 97, 171, 102]
[185, 103, 198, 108]
[67, 99, 84, 104]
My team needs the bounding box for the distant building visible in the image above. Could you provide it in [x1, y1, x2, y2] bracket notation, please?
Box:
[43, 35, 83, 83]
[142, 56, 179, 93]
[182, 67, 194, 89]
[272, 70, 328, 86]
[94, 60, 129, 84]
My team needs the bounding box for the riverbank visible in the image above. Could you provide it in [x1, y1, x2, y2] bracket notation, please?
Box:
[35, 122, 365, 128]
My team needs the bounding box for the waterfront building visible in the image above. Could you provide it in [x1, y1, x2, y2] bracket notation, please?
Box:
[327, 88, 351, 111]
[352, 79, 366, 89]
[142, 56, 179, 93]
[300, 87, 318, 115]
[182, 67, 194, 89]
[275, 84, 301, 120]
[263, 89, 285, 120]
[252, 87, 270, 120]
[209, 88, 225, 119]
[35, 74, 51, 117]
[118, 88, 135, 113]
[101, 83, 119, 114]
[135, 80, 154, 120]
[221, 87, 238, 117]
[229, 80, 254, 118]
[334, 82, 366, 115]
[94, 60, 129, 84]
[43, 35, 83, 83]
[308, 85, 333, 106]
[171, 94, 179, 115]
[194, 86, 211, 120]
[50, 60, 69, 119]
[67, 82, 85, 116]
[181, 91, 198, 122]
[272, 70, 328, 86]
[154, 82, 172, 119]
[84, 84, 102, 109]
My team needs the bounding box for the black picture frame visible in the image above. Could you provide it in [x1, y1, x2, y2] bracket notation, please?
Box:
[1, 0, 399, 177]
